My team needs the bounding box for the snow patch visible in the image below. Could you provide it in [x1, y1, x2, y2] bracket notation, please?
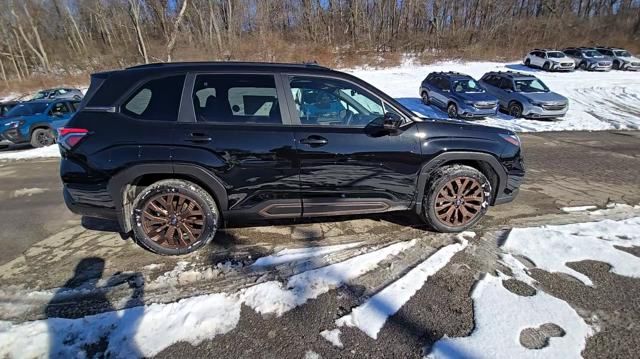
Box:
[0, 239, 417, 357]
[503, 217, 640, 285]
[10, 187, 48, 198]
[244, 240, 417, 316]
[336, 233, 471, 339]
[320, 329, 343, 348]
[427, 274, 593, 359]
[561, 205, 597, 213]
[0, 145, 60, 160]
[252, 241, 364, 267]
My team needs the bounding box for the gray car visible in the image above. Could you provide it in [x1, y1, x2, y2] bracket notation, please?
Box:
[594, 47, 640, 71]
[29, 88, 83, 101]
[563, 47, 612, 71]
[479, 71, 568, 119]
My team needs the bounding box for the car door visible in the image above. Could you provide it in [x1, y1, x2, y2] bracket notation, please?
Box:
[282, 74, 423, 217]
[172, 72, 300, 219]
[434, 77, 451, 107]
[49, 101, 73, 123]
[428, 76, 444, 107]
[496, 78, 514, 108]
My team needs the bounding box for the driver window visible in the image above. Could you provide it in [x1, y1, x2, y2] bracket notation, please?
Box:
[289, 76, 384, 127]
[50, 102, 70, 115]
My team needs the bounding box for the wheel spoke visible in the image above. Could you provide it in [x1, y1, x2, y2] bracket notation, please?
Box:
[434, 176, 485, 228]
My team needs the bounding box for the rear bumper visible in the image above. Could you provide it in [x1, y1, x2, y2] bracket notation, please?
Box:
[63, 186, 120, 221]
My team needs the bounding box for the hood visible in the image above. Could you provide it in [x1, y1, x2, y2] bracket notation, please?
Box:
[523, 91, 567, 103]
[622, 56, 640, 63]
[415, 118, 513, 139]
[455, 92, 498, 103]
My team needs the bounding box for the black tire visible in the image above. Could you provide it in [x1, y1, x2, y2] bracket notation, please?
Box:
[421, 91, 430, 105]
[131, 179, 219, 255]
[422, 165, 491, 233]
[30, 128, 56, 148]
[613, 61, 620, 70]
[579, 62, 587, 70]
[543, 62, 550, 71]
[508, 102, 523, 118]
[447, 103, 459, 119]
[524, 59, 531, 67]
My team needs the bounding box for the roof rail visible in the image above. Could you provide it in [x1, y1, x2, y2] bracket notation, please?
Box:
[126, 61, 330, 70]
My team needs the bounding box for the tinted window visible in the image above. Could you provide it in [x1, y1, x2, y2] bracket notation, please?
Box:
[289, 76, 384, 127]
[50, 102, 71, 115]
[437, 78, 450, 91]
[5, 103, 48, 117]
[193, 74, 281, 124]
[453, 79, 484, 93]
[514, 79, 549, 93]
[499, 78, 514, 90]
[122, 75, 185, 121]
[547, 51, 564, 58]
[69, 101, 81, 111]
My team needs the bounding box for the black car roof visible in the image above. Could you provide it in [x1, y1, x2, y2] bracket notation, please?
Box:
[428, 71, 473, 80]
[483, 71, 536, 79]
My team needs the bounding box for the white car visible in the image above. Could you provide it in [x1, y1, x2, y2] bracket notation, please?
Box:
[524, 49, 575, 72]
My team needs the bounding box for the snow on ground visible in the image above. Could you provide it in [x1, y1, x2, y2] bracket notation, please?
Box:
[560, 205, 598, 213]
[320, 329, 343, 348]
[0, 145, 60, 160]
[347, 60, 640, 132]
[252, 241, 364, 267]
[0, 239, 417, 358]
[336, 232, 472, 339]
[427, 273, 593, 359]
[502, 217, 640, 286]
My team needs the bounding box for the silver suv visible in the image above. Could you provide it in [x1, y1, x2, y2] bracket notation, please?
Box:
[594, 47, 640, 71]
[524, 49, 575, 72]
[563, 47, 612, 71]
[479, 71, 568, 119]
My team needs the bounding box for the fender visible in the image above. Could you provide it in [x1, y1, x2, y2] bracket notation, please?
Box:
[28, 122, 53, 134]
[107, 163, 228, 232]
[414, 151, 507, 215]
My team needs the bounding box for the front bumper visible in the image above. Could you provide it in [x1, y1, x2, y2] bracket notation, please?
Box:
[1, 128, 27, 144]
[459, 104, 498, 118]
[550, 62, 575, 71]
[523, 103, 568, 118]
[621, 62, 640, 71]
[587, 62, 612, 71]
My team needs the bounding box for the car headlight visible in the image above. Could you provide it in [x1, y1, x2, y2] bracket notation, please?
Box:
[4, 120, 24, 129]
[527, 99, 543, 106]
[463, 100, 475, 105]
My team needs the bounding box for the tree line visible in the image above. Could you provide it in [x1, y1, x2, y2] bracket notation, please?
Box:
[1, 0, 639, 88]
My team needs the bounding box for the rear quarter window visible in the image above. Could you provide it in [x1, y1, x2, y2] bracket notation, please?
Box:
[121, 75, 185, 121]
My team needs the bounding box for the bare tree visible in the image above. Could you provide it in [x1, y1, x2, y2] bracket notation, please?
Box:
[167, 0, 189, 62]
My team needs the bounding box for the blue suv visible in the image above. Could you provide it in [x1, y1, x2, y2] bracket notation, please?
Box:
[0, 99, 79, 148]
[419, 72, 499, 119]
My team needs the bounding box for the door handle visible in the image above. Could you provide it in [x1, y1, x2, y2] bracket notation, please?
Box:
[185, 132, 212, 143]
[299, 135, 328, 147]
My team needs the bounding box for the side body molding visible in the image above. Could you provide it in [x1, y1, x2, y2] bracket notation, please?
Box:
[414, 151, 507, 214]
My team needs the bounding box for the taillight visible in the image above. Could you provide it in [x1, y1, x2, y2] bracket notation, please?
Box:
[58, 128, 89, 149]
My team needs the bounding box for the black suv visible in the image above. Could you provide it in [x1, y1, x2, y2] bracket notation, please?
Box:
[60, 62, 524, 255]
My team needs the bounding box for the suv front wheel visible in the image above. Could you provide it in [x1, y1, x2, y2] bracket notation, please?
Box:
[131, 179, 219, 255]
[423, 165, 491, 233]
[447, 103, 459, 118]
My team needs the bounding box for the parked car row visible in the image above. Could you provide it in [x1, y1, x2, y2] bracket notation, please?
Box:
[524, 46, 640, 72]
[420, 70, 568, 119]
[0, 87, 83, 148]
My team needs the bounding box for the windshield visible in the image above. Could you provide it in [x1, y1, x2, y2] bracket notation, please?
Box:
[514, 79, 549, 93]
[547, 52, 565, 58]
[583, 50, 603, 58]
[4, 103, 48, 117]
[452, 79, 485, 93]
[30, 91, 51, 100]
[614, 50, 631, 57]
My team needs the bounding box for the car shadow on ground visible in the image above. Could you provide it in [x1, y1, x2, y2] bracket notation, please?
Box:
[504, 63, 543, 73]
[45, 257, 145, 357]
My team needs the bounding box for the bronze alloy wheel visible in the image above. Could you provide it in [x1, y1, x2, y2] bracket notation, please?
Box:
[141, 193, 205, 249]
[434, 176, 484, 227]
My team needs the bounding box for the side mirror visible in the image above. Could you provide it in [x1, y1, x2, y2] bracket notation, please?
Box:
[382, 112, 403, 131]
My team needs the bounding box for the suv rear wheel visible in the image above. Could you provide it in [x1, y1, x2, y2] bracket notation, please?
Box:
[423, 165, 491, 233]
[131, 179, 219, 255]
[30, 128, 56, 148]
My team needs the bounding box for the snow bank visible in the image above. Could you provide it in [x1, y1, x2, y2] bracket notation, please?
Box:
[0, 145, 60, 160]
[348, 61, 640, 132]
[503, 217, 640, 285]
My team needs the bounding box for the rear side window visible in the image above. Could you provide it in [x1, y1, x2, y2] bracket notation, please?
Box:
[193, 74, 281, 124]
[122, 75, 185, 121]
